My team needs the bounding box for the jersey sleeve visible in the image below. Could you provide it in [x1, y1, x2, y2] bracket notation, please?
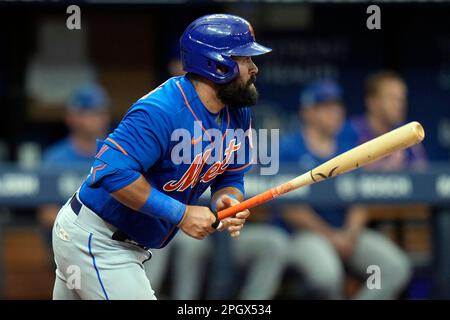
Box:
[210, 108, 253, 197]
[106, 103, 172, 172]
[86, 103, 173, 193]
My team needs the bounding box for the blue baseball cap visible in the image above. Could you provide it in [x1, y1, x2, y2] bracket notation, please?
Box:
[300, 79, 343, 108]
[67, 83, 110, 112]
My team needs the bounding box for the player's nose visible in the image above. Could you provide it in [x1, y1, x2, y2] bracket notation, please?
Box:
[251, 61, 258, 75]
[248, 58, 258, 75]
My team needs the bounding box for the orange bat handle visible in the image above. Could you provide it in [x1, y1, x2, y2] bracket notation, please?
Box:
[217, 189, 276, 220]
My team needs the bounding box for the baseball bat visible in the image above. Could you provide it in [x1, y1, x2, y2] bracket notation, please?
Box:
[216, 121, 425, 220]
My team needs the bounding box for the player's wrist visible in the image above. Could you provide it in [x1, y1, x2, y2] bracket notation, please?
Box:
[177, 205, 190, 227]
[139, 188, 186, 225]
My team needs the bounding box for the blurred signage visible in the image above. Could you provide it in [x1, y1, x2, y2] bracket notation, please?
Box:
[0, 165, 449, 207]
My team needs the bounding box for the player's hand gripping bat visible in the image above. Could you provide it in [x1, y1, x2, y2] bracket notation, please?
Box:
[212, 121, 424, 227]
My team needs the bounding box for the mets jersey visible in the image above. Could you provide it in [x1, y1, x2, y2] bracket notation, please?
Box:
[78, 76, 252, 249]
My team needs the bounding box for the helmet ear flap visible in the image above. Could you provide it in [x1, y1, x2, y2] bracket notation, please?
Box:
[214, 62, 229, 76]
[184, 50, 239, 84]
[210, 58, 239, 83]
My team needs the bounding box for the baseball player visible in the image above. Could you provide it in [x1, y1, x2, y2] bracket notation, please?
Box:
[52, 14, 272, 300]
[274, 79, 412, 299]
[39, 83, 111, 243]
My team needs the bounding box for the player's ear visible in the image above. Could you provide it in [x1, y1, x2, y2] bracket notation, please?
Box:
[216, 64, 228, 76]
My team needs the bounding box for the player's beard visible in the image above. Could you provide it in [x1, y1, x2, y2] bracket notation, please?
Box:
[216, 75, 258, 109]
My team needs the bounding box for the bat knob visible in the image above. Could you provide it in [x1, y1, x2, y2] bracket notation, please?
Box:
[212, 221, 223, 230]
[210, 209, 223, 230]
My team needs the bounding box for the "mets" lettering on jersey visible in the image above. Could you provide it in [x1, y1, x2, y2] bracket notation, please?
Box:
[163, 139, 241, 192]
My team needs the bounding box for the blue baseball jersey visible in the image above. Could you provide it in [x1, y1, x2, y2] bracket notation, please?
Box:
[42, 137, 95, 170]
[78, 76, 252, 249]
[272, 129, 355, 232]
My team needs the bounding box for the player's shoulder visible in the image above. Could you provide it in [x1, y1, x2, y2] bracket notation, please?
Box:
[129, 76, 188, 116]
[227, 106, 251, 128]
[43, 137, 71, 160]
[281, 129, 304, 146]
[280, 129, 307, 158]
[339, 115, 362, 137]
[346, 115, 367, 136]
[230, 106, 251, 119]
[42, 137, 80, 165]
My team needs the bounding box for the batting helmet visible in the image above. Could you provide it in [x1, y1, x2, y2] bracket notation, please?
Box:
[180, 14, 272, 84]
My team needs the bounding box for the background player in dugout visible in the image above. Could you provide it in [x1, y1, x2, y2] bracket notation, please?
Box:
[341, 71, 427, 169]
[38, 84, 111, 242]
[51, 14, 270, 300]
[340, 71, 428, 243]
[273, 79, 412, 299]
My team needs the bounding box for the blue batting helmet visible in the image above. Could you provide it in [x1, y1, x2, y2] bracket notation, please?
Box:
[180, 14, 272, 84]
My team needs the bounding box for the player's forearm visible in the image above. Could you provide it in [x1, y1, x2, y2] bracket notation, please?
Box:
[111, 175, 150, 210]
[111, 175, 186, 225]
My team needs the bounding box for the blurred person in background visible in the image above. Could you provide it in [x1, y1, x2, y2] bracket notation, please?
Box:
[273, 79, 412, 299]
[340, 71, 427, 169]
[340, 71, 429, 296]
[38, 83, 111, 241]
